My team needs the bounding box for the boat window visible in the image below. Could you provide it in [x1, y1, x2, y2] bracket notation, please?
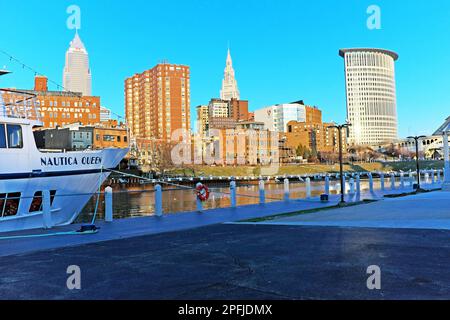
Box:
[0, 124, 6, 148]
[0, 194, 5, 217]
[7, 124, 23, 149]
[29, 190, 56, 213]
[1, 193, 21, 218]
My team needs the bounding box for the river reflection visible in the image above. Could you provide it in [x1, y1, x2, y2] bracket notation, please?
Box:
[77, 176, 417, 223]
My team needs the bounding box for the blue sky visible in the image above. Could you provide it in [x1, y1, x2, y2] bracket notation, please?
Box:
[1, 0, 450, 137]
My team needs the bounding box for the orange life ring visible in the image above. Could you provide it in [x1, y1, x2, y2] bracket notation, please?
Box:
[196, 184, 210, 202]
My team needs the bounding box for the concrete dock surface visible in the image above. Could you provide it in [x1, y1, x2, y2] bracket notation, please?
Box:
[255, 191, 450, 230]
[2, 223, 450, 300]
[1, 185, 450, 300]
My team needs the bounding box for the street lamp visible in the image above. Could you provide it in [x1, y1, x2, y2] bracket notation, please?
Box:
[407, 135, 426, 190]
[330, 122, 351, 204]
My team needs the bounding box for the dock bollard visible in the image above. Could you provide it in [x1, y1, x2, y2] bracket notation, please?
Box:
[355, 174, 361, 201]
[105, 186, 113, 222]
[368, 173, 374, 193]
[324, 175, 330, 195]
[196, 183, 203, 212]
[155, 184, 163, 217]
[349, 178, 355, 194]
[230, 181, 237, 208]
[400, 173, 405, 189]
[342, 175, 346, 196]
[42, 190, 53, 229]
[424, 171, 429, 184]
[356, 174, 361, 194]
[380, 173, 385, 191]
[390, 173, 396, 190]
[259, 180, 266, 204]
[284, 179, 290, 201]
[306, 177, 311, 198]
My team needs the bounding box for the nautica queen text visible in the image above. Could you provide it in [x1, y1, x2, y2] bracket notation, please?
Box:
[40, 156, 102, 166]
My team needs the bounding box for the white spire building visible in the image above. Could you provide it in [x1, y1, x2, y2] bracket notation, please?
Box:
[220, 49, 240, 101]
[63, 32, 92, 96]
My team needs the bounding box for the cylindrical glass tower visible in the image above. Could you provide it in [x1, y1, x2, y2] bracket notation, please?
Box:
[339, 48, 399, 146]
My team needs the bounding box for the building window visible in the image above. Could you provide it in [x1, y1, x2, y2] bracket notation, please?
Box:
[103, 135, 115, 142]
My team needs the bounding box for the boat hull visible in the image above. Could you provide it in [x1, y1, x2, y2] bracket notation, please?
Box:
[0, 147, 129, 233]
[0, 171, 111, 233]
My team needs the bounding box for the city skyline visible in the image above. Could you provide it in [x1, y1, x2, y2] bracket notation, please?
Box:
[1, 0, 450, 138]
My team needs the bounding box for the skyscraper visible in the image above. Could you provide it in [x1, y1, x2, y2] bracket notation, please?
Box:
[220, 49, 240, 101]
[255, 102, 307, 133]
[339, 48, 399, 146]
[125, 63, 190, 141]
[196, 105, 209, 135]
[63, 32, 92, 96]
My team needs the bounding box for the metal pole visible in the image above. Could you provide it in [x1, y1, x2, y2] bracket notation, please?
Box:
[338, 127, 345, 203]
[415, 138, 420, 189]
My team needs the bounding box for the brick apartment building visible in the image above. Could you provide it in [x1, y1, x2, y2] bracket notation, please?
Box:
[125, 63, 190, 142]
[284, 106, 347, 155]
[2, 76, 101, 128]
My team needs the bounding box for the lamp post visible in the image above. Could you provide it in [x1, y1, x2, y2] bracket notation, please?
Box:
[407, 135, 426, 190]
[330, 122, 351, 204]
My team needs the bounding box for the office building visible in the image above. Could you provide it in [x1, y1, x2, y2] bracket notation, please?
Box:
[339, 48, 399, 146]
[254, 101, 307, 132]
[63, 32, 92, 96]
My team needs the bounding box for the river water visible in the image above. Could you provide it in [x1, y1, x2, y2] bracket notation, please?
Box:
[76, 175, 425, 223]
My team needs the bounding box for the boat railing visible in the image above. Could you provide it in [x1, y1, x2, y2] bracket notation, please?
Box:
[0, 88, 42, 121]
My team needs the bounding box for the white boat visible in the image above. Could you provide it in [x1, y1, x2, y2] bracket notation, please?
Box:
[0, 80, 128, 233]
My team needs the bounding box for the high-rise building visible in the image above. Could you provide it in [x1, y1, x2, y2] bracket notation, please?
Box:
[196, 105, 209, 135]
[220, 49, 240, 101]
[208, 98, 229, 118]
[63, 32, 92, 96]
[254, 101, 307, 132]
[125, 63, 190, 141]
[229, 98, 249, 121]
[339, 48, 399, 146]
